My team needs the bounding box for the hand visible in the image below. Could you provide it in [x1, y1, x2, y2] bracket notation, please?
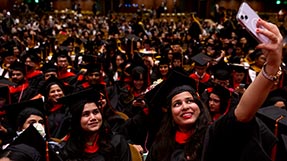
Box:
[0, 124, 7, 133]
[132, 99, 146, 108]
[132, 144, 144, 154]
[234, 86, 246, 95]
[256, 19, 283, 68]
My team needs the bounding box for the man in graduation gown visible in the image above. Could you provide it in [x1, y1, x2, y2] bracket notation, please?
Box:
[53, 49, 77, 86]
[8, 61, 38, 103]
[22, 49, 44, 89]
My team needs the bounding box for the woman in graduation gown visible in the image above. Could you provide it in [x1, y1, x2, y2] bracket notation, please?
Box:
[60, 89, 131, 161]
[40, 75, 72, 139]
[146, 19, 284, 161]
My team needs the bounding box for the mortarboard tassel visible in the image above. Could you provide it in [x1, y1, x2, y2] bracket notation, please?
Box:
[46, 140, 50, 161]
[271, 115, 285, 161]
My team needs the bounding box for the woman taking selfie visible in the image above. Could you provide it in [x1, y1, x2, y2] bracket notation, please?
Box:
[146, 19, 283, 161]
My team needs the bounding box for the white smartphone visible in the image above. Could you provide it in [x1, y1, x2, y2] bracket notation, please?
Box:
[236, 2, 270, 43]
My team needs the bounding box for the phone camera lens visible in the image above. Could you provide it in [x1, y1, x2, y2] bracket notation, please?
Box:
[245, 15, 248, 19]
[240, 15, 244, 19]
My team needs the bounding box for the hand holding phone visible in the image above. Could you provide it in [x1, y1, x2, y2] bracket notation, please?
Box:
[236, 2, 270, 43]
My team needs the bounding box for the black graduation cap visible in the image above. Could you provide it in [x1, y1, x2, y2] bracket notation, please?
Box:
[126, 34, 141, 42]
[191, 53, 213, 66]
[257, 106, 287, 135]
[8, 125, 46, 161]
[22, 49, 42, 64]
[39, 75, 72, 98]
[144, 70, 203, 107]
[86, 63, 101, 74]
[211, 62, 231, 81]
[249, 49, 263, 62]
[3, 98, 46, 130]
[57, 87, 101, 114]
[209, 84, 231, 100]
[171, 39, 182, 46]
[158, 56, 170, 66]
[230, 63, 248, 73]
[0, 48, 14, 58]
[172, 52, 182, 60]
[41, 62, 58, 74]
[8, 125, 64, 161]
[9, 61, 27, 75]
[5, 143, 42, 161]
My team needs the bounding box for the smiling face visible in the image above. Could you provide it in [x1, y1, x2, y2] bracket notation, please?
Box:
[171, 91, 200, 132]
[80, 102, 102, 133]
[48, 84, 64, 102]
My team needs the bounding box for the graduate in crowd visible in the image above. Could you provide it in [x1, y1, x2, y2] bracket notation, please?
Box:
[59, 88, 132, 161]
[21, 49, 44, 89]
[204, 84, 231, 122]
[8, 61, 38, 103]
[2, 98, 47, 150]
[146, 19, 286, 161]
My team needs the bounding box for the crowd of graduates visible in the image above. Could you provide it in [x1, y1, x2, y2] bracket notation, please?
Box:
[0, 2, 287, 161]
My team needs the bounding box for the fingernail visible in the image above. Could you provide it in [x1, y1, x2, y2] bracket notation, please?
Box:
[256, 29, 259, 32]
[258, 18, 261, 22]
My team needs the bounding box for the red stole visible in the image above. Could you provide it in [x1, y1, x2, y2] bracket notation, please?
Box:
[175, 130, 193, 144]
[189, 73, 210, 83]
[26, 70, 42, 79]
[9, 82, 29, 94]
[50, 104, 63, 113]
[82, 82, 90, 88]
[58, 71, 75, 79]
[85, 135, 99, 153]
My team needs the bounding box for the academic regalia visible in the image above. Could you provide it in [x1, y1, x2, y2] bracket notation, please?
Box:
[205, 84, 232, 122]
[8, 61, 38, 103]
[39, 76, 72, 139]
[229, 63, 251, 90]
[53, 49, 77, 86]
[145, 70, 211, 160]
[257, 106, 287, 161]
[58, 88, 132, 161]
[21, 49, 44, 89]
[4, 125, 63, 161]
[202, 106, 279, 161]
[189, 53, 212, 84]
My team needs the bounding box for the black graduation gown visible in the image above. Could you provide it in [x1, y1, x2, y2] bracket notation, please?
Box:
[26, 70, 44, 89]
[46, 103, 71, 139]
[62, 134, 132, 161]
[9, 82, 38, 103]
[201, 107, 277, 161]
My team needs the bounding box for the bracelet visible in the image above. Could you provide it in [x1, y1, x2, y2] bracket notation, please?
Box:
[261, 64, 282, 84]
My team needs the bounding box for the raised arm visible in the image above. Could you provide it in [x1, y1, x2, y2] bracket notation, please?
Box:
[235, 19, 283, 122]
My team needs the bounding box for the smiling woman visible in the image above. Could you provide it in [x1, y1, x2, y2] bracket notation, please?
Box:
[59, 88, 132, 161]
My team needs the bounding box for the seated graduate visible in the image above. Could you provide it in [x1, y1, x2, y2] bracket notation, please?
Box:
[58, 88, 132, 161]
[39, 75, 72, 139]
[8, 61, 38, 103]
[21, 49, 44, 89]
[0, 124, 63, 161]
[189, 53, 212, 84]
[2, 98, 47, 149]
[204, 84, 232, 122]
[146, 19, 286, 161]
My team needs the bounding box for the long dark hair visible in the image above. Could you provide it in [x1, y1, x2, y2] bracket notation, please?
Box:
[149, 92, 211, 161]
[62, 99, 114, 161]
